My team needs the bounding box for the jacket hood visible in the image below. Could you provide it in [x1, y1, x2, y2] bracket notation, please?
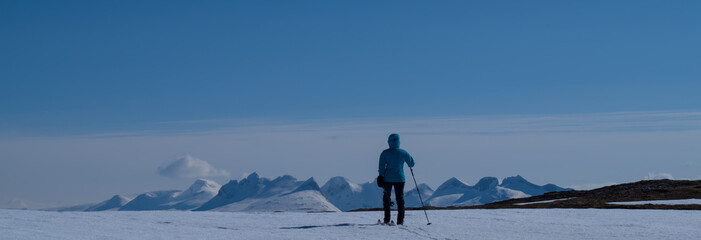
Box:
[388, 133, 400, 148]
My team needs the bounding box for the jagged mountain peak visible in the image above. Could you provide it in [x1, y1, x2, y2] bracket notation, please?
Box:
[184, 179, 220, 193]
[47, 173, 570, 212]
[289, 177, 321, 194]
[443, 177, 469, 187]
[475, 177, 499, 191]
[500, 175, 571, 196]
[407, 183, 434, 195]
[416, 183, 433, 191]
[108, 195, 129, 202]
[245, 177, 339, 212]
[405, 183, 435, 208]
[428, 177, 473, 206]
[271, 175, 296, 182]
[120, 190, 181, 211]
[85, 195, 131, 211]
[434, 177, 470, 194]
[244, 172, 260, 181]
[502, 175, 529, 184]
[322, 176, 362, 193]
[326, 176, 351, 185]
[175, 179, 221, 203]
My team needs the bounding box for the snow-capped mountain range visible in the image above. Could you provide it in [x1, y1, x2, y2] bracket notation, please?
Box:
[427, 176, 528, 207]
[47, 174, 571, 212]
[121, 179, 220, 211]
[195, 173, 339, 212]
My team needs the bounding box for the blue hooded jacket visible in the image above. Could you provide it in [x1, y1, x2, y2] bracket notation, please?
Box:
[378, 133, 415, 183]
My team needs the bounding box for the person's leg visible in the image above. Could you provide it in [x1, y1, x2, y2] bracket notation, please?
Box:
[395, 182, 405, 225]
[382, 182, 392, 223]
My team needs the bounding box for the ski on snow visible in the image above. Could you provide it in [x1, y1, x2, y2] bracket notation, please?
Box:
[376, 219, 402, 226]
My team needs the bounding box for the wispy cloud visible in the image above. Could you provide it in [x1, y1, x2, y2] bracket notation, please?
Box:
[644, 172, 674, 180]
[158, 154, 229, 179]
[148, 110, 701, 136]
[399, 111, 701, 135]
[46, 110, 701, 139]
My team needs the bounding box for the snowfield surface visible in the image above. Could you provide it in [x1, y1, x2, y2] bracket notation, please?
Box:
[609, 199, 701, 205]
[2, 209, 700, 240]
[514, 198, 575, 205]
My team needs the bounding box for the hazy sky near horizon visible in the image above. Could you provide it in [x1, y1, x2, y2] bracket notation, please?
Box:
[2, 1, 701, 208]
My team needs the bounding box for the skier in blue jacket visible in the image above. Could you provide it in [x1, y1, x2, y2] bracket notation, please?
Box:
[378, 133, 415, 225]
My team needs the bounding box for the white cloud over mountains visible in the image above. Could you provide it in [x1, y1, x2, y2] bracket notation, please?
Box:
[158, 154, 229, 179]
[644, 172, 674, 180]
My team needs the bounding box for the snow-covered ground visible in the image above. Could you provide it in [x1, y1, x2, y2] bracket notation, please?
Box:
[609, 199, 701, 205]
[513, 197, 574, 205]
[2, 209, 700, 240]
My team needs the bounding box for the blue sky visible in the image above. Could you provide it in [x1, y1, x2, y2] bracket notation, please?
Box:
[1, 1, 701, 208]
[3, 1, 701, 134]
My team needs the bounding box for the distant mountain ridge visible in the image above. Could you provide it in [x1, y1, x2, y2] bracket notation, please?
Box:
[436, 179, 701, 210]
[46, 174, 570, 212]
[319, 175, 570, 210]
[501, 175, 571, 196]
[49, 179, 219, 212]
[245, 177, 340, 212]
[120, 179, 220, 211]
[195, 173, 339, 212]
[425, 175, 571, 207]
[319, 176, 384, 211]
[87, 195, 131, 211]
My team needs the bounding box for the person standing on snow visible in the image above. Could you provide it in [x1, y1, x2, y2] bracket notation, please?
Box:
[378, 133, 415, 225]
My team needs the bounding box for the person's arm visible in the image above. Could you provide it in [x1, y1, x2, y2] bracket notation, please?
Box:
[406, 154, 415, 168]
[378, 152, 387, 176]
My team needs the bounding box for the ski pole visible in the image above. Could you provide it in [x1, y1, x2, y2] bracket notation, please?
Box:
[409, 167, 431, 225]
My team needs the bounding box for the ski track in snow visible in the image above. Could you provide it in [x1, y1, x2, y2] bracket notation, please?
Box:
[2, 209, 701, 240]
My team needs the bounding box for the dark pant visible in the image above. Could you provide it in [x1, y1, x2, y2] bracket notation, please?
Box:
[382, 181, 405, 224]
